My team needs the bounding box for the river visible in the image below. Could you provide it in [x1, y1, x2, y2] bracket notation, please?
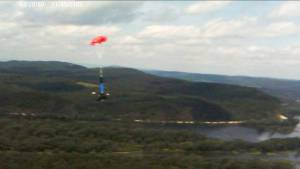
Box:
[146, 118, 300, 142]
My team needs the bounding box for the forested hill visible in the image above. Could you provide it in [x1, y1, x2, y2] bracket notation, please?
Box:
[0, 61, 281, 121]
[147, 70, 300, 101]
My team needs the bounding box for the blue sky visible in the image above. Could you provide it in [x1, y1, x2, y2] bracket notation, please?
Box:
[1, 1, 300, 79]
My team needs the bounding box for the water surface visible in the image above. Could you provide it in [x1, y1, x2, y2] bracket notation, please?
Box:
[148, 119, 300, 142]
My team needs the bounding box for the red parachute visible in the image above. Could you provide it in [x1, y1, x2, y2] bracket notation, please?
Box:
[90, 35, 107, 46]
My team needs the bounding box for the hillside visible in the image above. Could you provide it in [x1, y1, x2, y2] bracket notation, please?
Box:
[0, 61, 282, 121]
[147, 70, 300, 102]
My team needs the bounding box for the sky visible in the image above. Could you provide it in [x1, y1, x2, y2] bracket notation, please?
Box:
[1, 1, 300, 79]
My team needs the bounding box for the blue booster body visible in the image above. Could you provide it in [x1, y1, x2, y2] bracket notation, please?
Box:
[99, 83, 105, 94]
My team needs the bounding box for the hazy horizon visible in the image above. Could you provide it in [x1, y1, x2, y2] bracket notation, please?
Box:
[3, 58, 300, 81]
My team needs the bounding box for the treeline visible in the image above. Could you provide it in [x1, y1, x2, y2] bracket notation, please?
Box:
[0, 118, 295, 169]
[0, 151, 293, 169]
[0, 118, 299, 154]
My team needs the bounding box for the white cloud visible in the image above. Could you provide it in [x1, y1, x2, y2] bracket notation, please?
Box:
[259, 22, 298, 37]
[136, 17, 297, 40]
[138, 25, 200, 39]
[201, 17, 256, 38]
[2, 1, 300, 79]
[43, 25, 120, 36]
[10, 1, 144, 25]
[185, 1, 231, 14]
[0, 21, 18, 32]
[116, 35, 143, 45]
[140, 3, 181, 23]
[270, 1, 300, 18]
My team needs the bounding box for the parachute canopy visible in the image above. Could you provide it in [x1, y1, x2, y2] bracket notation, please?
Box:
[90, 35, 107, 46]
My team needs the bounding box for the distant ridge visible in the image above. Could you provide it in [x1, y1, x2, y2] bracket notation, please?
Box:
[147, 70, 300, 101]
